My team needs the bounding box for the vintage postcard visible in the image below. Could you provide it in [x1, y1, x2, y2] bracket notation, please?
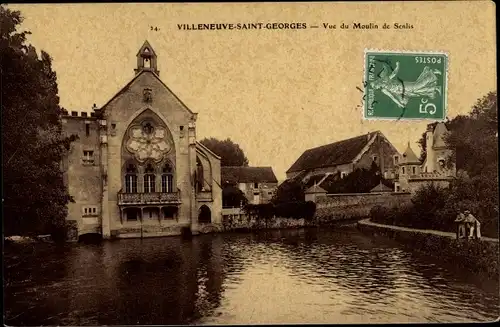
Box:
[2, 1, 498, 326]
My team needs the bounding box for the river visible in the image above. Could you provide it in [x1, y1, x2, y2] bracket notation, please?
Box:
[4, 226, 499, 325]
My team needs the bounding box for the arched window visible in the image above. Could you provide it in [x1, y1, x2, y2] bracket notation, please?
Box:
[161, 162, 174, 193]
[144, 163, 156, 193]
[125, 164, 138, 193]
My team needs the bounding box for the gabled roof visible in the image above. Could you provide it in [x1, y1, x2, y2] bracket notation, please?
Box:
[136, 40, 156, 56]
[305, 184, 327, 194]
[370, 182, 393, 193]
[401, 142, 420, 165]
[286, 132, 378, 173]
[304, 174, 327, 188]
[221, 166, 278, 184]
[97, 70, 195, 116]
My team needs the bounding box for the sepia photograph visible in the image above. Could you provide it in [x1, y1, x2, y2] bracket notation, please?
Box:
[2, 1, 498, 325]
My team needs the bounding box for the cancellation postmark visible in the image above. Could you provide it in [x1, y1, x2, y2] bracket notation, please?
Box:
[363, 50, 448, 121]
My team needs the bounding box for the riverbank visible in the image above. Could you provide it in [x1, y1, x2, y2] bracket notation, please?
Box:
[357, 219, 499, 281]
[5, 227, 499, 325]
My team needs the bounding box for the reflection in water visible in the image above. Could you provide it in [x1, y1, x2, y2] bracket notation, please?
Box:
[4, 227, 499, 325]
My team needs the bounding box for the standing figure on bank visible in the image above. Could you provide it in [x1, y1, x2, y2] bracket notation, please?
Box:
[464, 210, 481, 240]
[454, 211, 466, 239]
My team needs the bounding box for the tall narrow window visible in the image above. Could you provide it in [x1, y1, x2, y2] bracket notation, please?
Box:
[85, 123, 90, 136]
[402, 167, 405, 174]
[196, 157, 204, 192]
[125, 164, 138, 193]
[144, 163, 156, 193]
[83, 150, 94, 164]
[161, 162, 174, 193]
[412, 167, 416, 175]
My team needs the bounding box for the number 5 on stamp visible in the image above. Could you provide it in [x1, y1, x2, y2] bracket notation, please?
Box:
[363, 50, 448, 121]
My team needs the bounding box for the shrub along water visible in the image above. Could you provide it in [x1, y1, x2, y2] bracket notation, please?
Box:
[243, 201, 316, 225]
[370, 180, 498, 239]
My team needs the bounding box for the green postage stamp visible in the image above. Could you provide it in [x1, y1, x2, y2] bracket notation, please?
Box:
[363, 50, 448, 120]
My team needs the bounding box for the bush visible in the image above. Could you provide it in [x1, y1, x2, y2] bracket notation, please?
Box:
[244, 201, 317, 221]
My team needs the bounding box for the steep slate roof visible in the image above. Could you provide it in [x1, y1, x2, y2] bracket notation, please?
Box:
[401, 143, 420, 164]
[221, 167, 278, 184]
[433, 122, 448, 148]
[286, 132, 377, 173]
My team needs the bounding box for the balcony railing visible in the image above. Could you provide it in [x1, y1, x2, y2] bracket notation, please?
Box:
[118, 192, 181, 206]
[196, 191, 212, 201]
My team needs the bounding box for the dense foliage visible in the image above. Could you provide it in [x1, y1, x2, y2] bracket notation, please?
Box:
[199, 137, 249, 167]
[2, 5, 77, 238]
[322, 162, 393, 194]
[243, 201, 316, 221]
[271, 179, 305, 204]
[222, 184, 248, 208]
[371, 91, 498, 238]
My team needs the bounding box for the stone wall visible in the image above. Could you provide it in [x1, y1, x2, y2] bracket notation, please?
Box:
[315, 192, 412, 223]
[62, 116, 102, 236]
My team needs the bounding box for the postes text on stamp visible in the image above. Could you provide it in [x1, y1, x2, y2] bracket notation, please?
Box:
[364, 50, 448, 120]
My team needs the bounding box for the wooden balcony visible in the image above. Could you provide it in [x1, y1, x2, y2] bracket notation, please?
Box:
[118, 192, 181, 206]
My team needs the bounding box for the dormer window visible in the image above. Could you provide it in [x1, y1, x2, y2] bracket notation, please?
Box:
[394, 155, 399, 165]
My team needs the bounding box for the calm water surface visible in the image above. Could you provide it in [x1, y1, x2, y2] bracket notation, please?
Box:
[4, 227, 499, 325]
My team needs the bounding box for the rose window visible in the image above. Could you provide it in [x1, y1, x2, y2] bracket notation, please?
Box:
[125, 122, 172, 163]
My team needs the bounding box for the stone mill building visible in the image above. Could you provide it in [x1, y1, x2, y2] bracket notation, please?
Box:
[61, 41, 223, 240]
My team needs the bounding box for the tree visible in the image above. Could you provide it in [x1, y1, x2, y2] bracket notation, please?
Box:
[199, 137, 249, 166]
[444, 91, 497, 177]
[323, 166, 393, 194]
[222, 184, 248, 208]
[1, 5, 76, 238]
[272, 179, 305, 204]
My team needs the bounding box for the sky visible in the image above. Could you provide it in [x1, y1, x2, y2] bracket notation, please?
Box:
[8, 2, 496, 181]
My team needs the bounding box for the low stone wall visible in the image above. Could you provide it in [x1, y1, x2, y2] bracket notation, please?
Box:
[315, 192, 412, 224]
[357, 219, 499, 281]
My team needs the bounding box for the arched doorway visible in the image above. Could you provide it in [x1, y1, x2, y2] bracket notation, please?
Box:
[198, 205, 211, 224]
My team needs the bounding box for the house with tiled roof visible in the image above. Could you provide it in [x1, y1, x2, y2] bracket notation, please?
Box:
[394, 122, 456, 193]
[285, 131, 401, 191]
[221, 166, 278, 205]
